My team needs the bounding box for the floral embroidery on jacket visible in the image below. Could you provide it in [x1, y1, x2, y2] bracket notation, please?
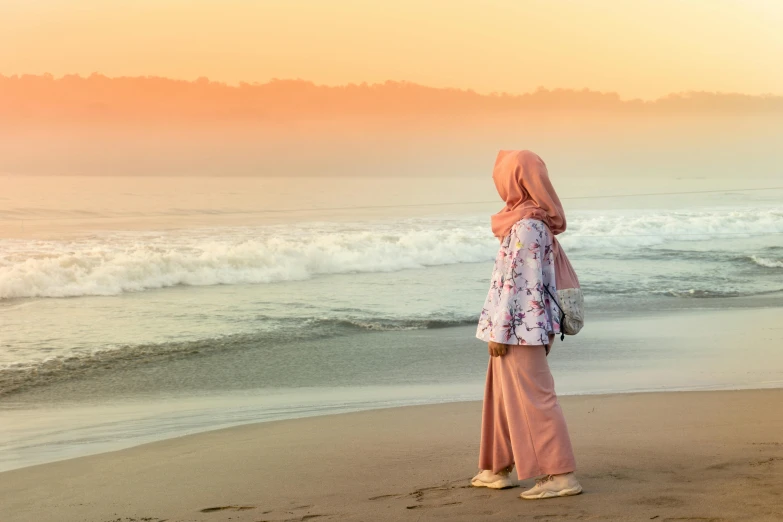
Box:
[476, 219, 560, 346]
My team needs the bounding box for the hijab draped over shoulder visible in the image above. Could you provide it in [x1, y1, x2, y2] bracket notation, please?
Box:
[490, 149, 580, 289]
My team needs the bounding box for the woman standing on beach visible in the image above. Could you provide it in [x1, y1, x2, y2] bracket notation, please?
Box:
[471, 150, 583, 500]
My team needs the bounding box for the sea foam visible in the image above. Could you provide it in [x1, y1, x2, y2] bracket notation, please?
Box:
[2, 208, 781, 299]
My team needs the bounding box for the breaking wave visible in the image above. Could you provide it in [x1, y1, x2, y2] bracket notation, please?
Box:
[749, 255, 783, 268]
[2, 207, 781, 299]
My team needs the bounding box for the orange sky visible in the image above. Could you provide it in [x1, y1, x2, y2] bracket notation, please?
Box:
[2, 0, 782, 100]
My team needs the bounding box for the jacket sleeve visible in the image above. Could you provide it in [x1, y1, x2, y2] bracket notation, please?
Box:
[476, 222, 553, 346]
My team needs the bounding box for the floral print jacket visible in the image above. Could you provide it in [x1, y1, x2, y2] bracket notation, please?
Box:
[476, 219, 561, 346]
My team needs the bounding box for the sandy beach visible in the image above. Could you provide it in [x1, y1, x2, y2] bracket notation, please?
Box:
[1, 388, 781, 522]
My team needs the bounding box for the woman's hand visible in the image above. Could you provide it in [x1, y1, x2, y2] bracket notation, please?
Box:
[488, 341, 508, 357]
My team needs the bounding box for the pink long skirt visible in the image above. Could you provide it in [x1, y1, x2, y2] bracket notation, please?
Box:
[478, 345, 576, 480]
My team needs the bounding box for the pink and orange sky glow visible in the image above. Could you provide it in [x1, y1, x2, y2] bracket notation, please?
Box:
[2, 0, 783, 100]
[2, 1, 782, 179]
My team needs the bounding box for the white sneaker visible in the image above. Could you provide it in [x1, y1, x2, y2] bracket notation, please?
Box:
[519, 473, 582, 499]
[470, 469, 515, 489]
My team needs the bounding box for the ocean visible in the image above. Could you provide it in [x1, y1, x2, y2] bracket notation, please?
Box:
[1, 175, 782, 471]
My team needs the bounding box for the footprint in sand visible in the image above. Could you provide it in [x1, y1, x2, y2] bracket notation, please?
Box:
[101, 518, 169, 522]
[256, 514, 330, 521]
[367, 494, 398, 501]
[661, 518, 726, 522]
[370, 478, 495, 511]
[750, 456, 782, 467]
[199, 505, 256, 513]
[239, 503, 334, 522]
[634, 496, 686, 508]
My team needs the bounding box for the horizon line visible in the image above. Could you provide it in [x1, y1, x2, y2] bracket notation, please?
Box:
[4, 72, 782, 103]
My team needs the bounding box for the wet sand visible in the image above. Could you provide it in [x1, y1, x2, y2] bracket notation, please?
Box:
[1, 388, 781, 522]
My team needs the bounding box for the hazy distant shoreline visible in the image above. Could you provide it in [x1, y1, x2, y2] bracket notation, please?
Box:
[3, 75, 783, 178]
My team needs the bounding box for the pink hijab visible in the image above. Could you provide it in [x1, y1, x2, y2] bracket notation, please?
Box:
[491, 150, 566, 239]
[490, 150, 579, 289]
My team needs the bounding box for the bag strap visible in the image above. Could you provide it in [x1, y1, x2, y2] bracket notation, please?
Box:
[542, 284, 566, 341]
